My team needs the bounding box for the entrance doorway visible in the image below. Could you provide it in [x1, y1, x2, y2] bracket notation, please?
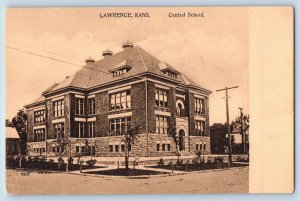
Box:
[178, 129, 185, 151]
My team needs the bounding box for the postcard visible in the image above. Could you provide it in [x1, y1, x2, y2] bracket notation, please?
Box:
[5, 7, 294, 194]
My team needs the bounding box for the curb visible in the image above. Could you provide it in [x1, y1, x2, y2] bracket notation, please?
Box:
[65, 165, 249, 179]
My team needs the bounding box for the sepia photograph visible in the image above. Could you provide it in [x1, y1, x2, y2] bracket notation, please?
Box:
[4, 7, 293, 194]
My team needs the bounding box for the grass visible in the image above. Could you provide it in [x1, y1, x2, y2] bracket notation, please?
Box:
[149, 162, 248, 172]
[85, 168, 167, 176]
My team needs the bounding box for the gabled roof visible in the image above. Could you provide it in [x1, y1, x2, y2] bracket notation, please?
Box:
[46, 46, 210, 94]
[6, 127, 20, 139]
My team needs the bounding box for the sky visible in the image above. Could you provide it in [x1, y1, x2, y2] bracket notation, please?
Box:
[5, 7, 249, 124]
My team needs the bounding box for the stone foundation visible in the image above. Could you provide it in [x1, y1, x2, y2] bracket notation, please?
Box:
[27, 133, 211, 157]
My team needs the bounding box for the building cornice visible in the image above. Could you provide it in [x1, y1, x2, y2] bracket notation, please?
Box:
[26, 72, 211, 108]
[24, 101, 45, 109]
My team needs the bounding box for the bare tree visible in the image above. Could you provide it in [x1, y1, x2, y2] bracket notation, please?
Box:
[170, 126, 180, 162]
[121, 123, 141, 170]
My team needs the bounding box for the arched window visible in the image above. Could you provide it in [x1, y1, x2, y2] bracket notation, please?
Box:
[176, 99, 185, 117]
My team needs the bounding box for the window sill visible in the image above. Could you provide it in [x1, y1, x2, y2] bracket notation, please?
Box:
[52, 116, 64, 119]
[108, 109, 132, 114]
[75, 114, 85, 117]
[33, 122, 46, 126]
[155, 107, 170, 112]
[195, 113, 206, 116]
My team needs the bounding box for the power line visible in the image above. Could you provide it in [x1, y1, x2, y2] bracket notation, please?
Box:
[7, 40, 83, 63]
[6, 46, 111, 75]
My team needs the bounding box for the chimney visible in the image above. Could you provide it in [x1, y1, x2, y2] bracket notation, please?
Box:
[102, 49, 113, 58]
[85, 56, 95, 64]
[122, 41, 134, 50]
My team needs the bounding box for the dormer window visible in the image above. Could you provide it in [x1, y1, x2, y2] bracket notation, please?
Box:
[164, 71, 177, 79]
[112, 67, 130, 77]
[158, 62, 179, 79]
[109, 59, 133, 77]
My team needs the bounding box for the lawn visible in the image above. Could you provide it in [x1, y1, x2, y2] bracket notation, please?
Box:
[85, 168, 167, 176]
[149, 162, 248, 172]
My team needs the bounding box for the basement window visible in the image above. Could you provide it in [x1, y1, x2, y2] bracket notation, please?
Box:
[109, 145, 114, 152]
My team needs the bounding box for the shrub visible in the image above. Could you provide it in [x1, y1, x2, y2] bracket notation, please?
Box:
[214, 156, 224, 163]
[86, 159, 97, 168]
[57, 157, 65, 170]
[192, 157, 199, 165]
[68, 157, 74, 164]
[158, 158, 164, 167]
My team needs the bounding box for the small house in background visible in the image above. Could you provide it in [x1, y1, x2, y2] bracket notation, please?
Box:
[210, 123, 249, 154]
[6, 126, 20, 155]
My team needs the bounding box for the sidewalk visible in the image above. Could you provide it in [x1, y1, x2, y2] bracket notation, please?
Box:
[45, 154, 248, 166]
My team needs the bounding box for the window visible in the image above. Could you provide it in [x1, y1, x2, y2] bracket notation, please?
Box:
[34, 129, 45, 142]
[91, 146, 95, 155]
[155, 88, 168, 108]
[203, 143, 206, 151]
[109, 145, 113, 152]
[110, 90, 131, 111]
[164, 71, 177, 79]
[162, 144, 166, 151]
[53, 123, 64, 139]
[76, 122, 85, 138]
[195, 98, 205, 114]
[155, 116, 169, 134]
[76, 146, 80, 153]
[53, 99, 64, 117]
[157, 143, 171, 151]
[195, 121, 205, 136]
[88, 122, 95, 138]
[196, 143, 204, 151]
[88, 98, 95, 115]
[109, 117, 132, 135]
[34, 110, 45, 123]
[112, 67, 130, 77]
[115, 145, 119, 153]
[75, 98, 85, 115]
[121, 144, 125, 152]
[167, 144, 171, 151]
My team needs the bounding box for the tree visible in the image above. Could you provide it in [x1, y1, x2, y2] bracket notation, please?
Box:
[11, 109, 27, 155]
[121, 123, 141, 170]
[170, 126, 180, 162]
[232, 114, 250, 135]
[232, 114, 250, 153]
[56, 134, 69, 157]
[56, 133, 71, 171]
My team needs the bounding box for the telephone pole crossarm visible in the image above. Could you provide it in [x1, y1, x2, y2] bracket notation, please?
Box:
[216, 86, 238, 92]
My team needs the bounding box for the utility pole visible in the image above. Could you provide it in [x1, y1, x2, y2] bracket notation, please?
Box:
[216, 86, 238, 167]
[238, 107, 246, 154]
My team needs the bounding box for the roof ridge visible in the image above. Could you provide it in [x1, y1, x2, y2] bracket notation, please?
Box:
[136, 46, 148, 71]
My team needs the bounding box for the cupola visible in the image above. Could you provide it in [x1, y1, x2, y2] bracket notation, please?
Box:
[122, 41, 134, 50]
[102, 49, 113, 58]
[85, 56, 95, 64]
